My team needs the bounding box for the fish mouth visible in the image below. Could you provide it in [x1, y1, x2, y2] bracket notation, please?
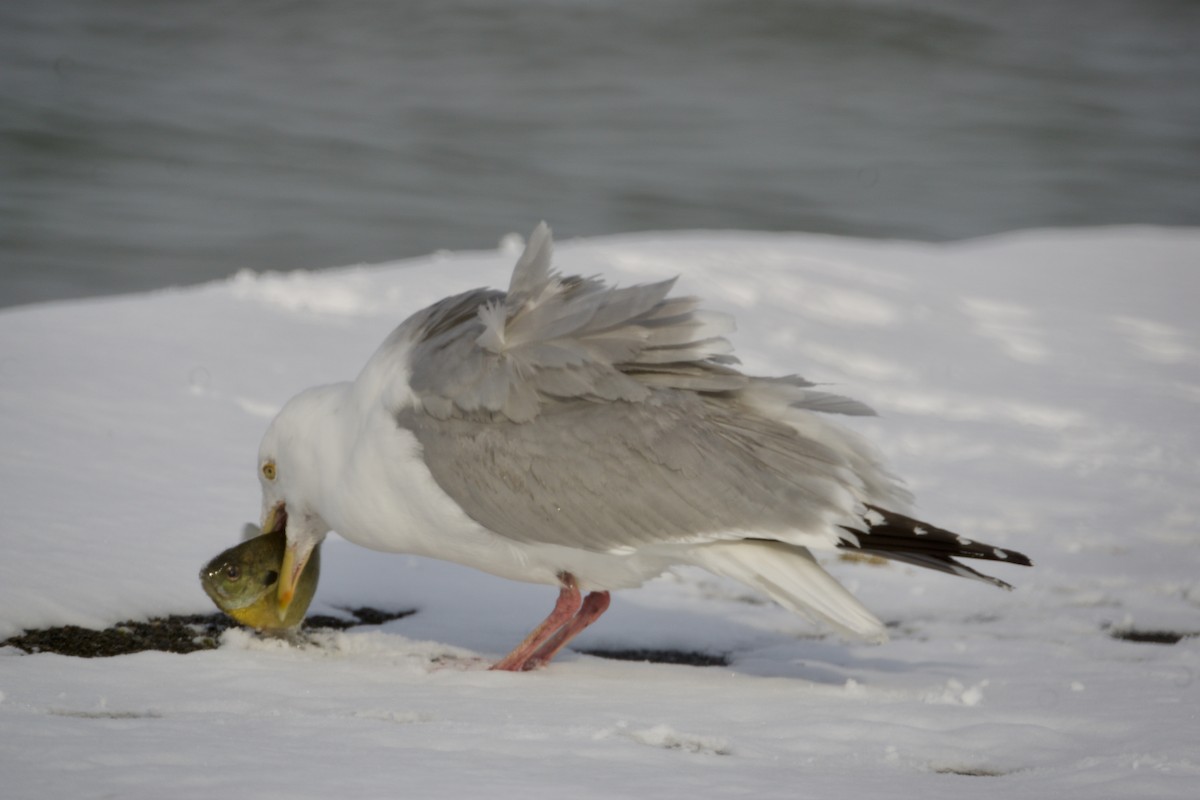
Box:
[198, 565, 228, 603]
[263, 502, 287, 535]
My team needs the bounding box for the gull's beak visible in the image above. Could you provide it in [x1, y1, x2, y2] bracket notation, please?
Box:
[276, 537, 315, 621]
[261, 501, 287, 537]
[260, 502, 309, 621]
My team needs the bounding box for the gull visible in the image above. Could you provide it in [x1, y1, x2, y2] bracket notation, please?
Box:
[258, 224, 1030, 671]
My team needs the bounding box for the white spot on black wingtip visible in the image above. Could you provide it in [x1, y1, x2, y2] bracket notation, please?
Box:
[993, 548, 1009, 560]
[914, 526, 929, 536]
[957, 536, 974, 546]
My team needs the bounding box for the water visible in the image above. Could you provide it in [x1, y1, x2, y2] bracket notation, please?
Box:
[2, 0, 1197, 307]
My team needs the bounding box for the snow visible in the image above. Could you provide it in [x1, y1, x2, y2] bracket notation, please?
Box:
[2, 227, 1198, 798]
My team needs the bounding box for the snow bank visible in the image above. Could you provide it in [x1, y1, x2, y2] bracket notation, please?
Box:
[2, 227, 1198, 798]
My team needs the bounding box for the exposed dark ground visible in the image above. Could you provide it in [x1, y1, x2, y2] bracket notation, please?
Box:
[1107, 627, 1198, 645]
[2, 608, 416, 658]
[1, 608, 732, 665]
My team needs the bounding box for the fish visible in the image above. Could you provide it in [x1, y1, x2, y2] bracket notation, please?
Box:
[200, 527, 321, 630]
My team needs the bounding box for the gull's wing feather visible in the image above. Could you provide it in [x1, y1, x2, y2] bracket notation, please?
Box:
[397, 390, 871, 554]
[398, 223, 749, 422]
[364, 223, 873, 425]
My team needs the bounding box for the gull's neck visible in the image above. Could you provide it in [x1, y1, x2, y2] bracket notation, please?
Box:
[351, 322, 419, 420]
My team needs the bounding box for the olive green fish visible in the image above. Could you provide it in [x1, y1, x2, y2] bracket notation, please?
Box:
[200, 528, 321, 630]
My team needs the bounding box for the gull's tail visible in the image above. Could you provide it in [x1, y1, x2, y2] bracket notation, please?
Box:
[688, 508, 1032, 641]
[689, 540, 889, 641]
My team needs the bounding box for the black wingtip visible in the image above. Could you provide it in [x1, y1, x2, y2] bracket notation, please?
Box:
[839, 505, 1032, 587]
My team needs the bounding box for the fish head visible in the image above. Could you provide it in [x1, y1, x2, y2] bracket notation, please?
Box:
[199, 529, 284, 611]
[200, 528, 322, 631]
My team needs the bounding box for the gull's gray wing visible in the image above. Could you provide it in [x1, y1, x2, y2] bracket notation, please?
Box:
[388, 222, 871, 423]
[354, 222, 883, 552]
[406, 223, 743, 422]
[397, 390, 867, 553]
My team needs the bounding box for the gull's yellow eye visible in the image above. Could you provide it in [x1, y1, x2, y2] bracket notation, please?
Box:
[261, 461, 276, 481]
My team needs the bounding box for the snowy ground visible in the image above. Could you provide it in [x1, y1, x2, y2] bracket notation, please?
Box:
[2, 227, 1198, 798]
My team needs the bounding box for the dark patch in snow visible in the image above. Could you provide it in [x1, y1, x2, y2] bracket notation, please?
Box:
[49, 709, 162, 719]
[344, 606, 415, 626]
[1, 608, 417, 658]
[301, 615, 358, 631]
[3, 614, 232, 658]
[1109, 627, 1199, 645]
[933, 766, 1010, 777]
[579, 647, 729, 667]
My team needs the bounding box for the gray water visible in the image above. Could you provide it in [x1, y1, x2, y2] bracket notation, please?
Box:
[2, 0, 1198, 308]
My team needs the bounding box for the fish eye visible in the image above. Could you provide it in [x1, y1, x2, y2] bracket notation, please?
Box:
[225, 564, 241, 581]
[261, 461, 276, 481]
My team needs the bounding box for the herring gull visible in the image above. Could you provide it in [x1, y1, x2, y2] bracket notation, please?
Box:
[258, 223, 1031, 671]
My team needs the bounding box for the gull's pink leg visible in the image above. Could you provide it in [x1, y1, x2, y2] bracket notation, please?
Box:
[490, 574, 582, 671]
[522, 590, 611, 671]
